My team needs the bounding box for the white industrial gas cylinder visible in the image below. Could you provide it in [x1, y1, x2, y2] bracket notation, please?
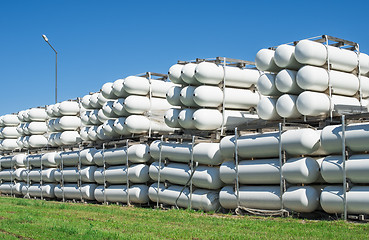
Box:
[257, 73, 281, 96]
[102, 100, 119, 118]
[2, 114, 20, 126]
[275, 69, 303, 94]
[102, 119, 119, 137]
[194, 62, 259, 88]
[54, 184, 97, 200]
[168, 64, 185, 85]
[282, 186, 320, 213]
[274, 44, 303, 70]
[1, 139, 18, 150]
[55, 148, 97, 166]
[177, 108, 196, 129]
[149, 162, 224, 190]
[112, 117, 130, 136]
[28, 108, 48, 121]
[112, 79, 130, 98]
[28, 135, 48, 148]
[295, 39, 359, 73]
[296, 65, 359, 96]
[220, 159, 280, 185]
[220, 128, 320, 159]
[58, 131, 81, 146]
[94, 185, 149, 204]
[255, 49, 281, 72]
[123, 95, 172, 114]
[123, 76, 174, 98]
[282, 157, 320, 184]
[127, 144, 151, 163]
[181, 63, 201, 85]
[59, 101, 80, 116]
[93, 147, 127, 166]
[95, 144, 151, 166]
[166, 86, 182, 107]
[179, 86, 199, 107]
[192, 109, 259, 131]
[125, 115, 175, 134]
[54, 166, 97, 183]
[193, 85, 259, 109]
[89, 92, 102, 109]
[94, 164, 149, 184]
[111, 98, 130, 117]
[1, 127, 20, 138]
[87, 126, 99, 141]
[149, 183, 220, 212]
[320, 154, 369, 183]
[321, 122, 369, 154]
[257, 97, 280, 120]
[23, 168, 57, 183]
[219, 185, 281, 210]
[296, 91, 361, 116]
[81, 95, 93, 109]
[101, 82, 118, 100]
[96, 91, 109, 108]
[26, 122, 47, 135]
[276, 94, 301, 118]
[17, 110, 26, 122]
[57, 116, 81, 131]
[320, 186, 369, 214]
[22, 184, 56, 198]
[0, 182, 25, 195]
[150, 141, 223, 165]
[164, 108, 181, 128]
[88, 109, 101, 125]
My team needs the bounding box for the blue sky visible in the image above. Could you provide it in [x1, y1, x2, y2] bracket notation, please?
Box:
[1, 0, 368, 116]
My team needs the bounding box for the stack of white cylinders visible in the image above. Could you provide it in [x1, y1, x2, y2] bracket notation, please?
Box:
[165, 62, 261, 131]
[0, 154, 26, 192]
[80, 92, 105, 142]
[47, 101, 82, 146]
[16, 108, 48, 149]
[0, 114, 21, 151]
[0, 154, 26, 196]
[219, 128, 323, 212]
[82, 77, 177, 142]
[148, 140, 224, 211]
[256, 40, 369, 120]
[93, 143, 151, 204]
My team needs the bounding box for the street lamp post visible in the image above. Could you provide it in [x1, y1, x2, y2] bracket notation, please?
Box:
[42, 34, 58, 103]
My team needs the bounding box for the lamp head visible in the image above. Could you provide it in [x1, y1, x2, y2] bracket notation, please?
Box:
[42, 34, 48, 42]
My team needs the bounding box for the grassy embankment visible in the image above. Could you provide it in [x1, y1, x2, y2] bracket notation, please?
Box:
[0, 196, 368, 239]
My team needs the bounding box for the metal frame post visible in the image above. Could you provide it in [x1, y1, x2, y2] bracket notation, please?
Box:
[61, 152, 65, 202]
[278, 123, 285, 211]
[324, 36, 333, 121]
[10, 154, 14, 197]
[189, 136, 195, 210]
[40, 154, 43, 200]
[342, 115, 347, 221]
[126, 140, 130, 206]
[26, 152, 30, 198]
[148, 72, 153, 138]
[102, 143, 107, 204]
[234, 128, 240, 208]
[220, 58, 227, 136]
[78, 145, 83, 202]
[156, 136, 163, 208]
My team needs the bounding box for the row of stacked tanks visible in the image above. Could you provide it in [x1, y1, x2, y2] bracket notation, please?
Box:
[1, 35, 369, 217]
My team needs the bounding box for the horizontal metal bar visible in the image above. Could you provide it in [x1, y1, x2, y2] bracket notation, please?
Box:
[323, 35, 358, 47]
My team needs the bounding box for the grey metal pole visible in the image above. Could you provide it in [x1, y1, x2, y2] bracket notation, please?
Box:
[42, 35, 58, 103]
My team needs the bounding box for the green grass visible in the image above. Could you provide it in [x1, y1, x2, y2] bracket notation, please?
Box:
[0, 197, 367, 239]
